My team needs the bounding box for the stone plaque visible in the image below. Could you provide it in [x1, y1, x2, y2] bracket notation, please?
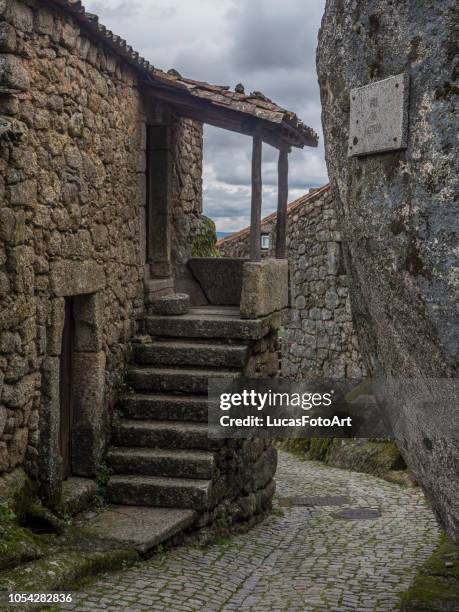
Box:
[348, 73, 409, 157]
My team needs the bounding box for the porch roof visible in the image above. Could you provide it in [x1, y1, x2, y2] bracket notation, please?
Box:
[49, 0, 319, 149]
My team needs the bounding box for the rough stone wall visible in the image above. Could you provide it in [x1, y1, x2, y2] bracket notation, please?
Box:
[0, 0, 203, 491]
[200, 325, 281, 535]
[317, 0, 459, 540]
[171, 117, 203, 285]
[218, 187, 365, 380]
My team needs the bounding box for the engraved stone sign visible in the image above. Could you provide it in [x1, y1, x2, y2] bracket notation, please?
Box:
[348, 73, 409, 157]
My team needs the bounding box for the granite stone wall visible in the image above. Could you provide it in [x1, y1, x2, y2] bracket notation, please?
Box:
[317, 0, 459, 541]
[0, 0, 202, 494]
[218, 186, 365, 380]
[171, 117, 203, 288]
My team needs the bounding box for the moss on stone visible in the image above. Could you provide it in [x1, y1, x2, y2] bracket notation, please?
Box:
[0, 500, 47, 571]
[326, 439, 406, 476]
[0, 482, 138, 592]
[277, 436, 409, 483]
[0, 548, 138, 592]
[399, 534, 459, 610]
[275, 438, 310, 459]
[192, 215, 219, 257]
[435, 81, 459, 99]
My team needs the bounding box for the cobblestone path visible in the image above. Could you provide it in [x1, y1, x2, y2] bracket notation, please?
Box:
[72, 451, 440, 611]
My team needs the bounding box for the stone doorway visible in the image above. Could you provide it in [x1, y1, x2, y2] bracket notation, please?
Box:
[40, 260, 106, 503]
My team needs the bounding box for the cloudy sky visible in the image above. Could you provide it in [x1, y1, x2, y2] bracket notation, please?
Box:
[85, 0, 328, 232]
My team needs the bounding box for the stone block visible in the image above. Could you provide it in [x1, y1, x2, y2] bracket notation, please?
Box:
[50, 260, 105, 297]
[0, 22, 16, 52]
[0, 54, 29, 90]
[0, 441, 8, 472]
[72, 351, 106, 477]
[0, 207, 14, 240]
[188, 257, 244, 306]
[5, 0, 33, 31]
[37, 7, 54, 35]
[0, 405, 6, 437]
[325, 289, 340, 310]
[60, 20, 78, 49]
[151, 293, 190, 316]
[2, 373, 38, 408]
[39, 356, 62, 503]
[9, 179, 37, 207]
[240, 258, 289, 319]
[327, 242, 340, 276]
[47, 297, 64, 356]
[73, 292, 104, 352]
[8, 426, 28, 468]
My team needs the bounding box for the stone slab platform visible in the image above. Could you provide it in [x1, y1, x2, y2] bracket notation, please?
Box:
[83, 505, 197, 554]
[143, 306, 290, 340]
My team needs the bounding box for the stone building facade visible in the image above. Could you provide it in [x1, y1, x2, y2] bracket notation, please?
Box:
[0, 0, 205, 498]
[218, 185, 366, 381]
[0, 0, 318, 536]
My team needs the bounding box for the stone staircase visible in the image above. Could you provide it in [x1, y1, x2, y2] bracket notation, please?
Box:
[106, 311, 250, 513]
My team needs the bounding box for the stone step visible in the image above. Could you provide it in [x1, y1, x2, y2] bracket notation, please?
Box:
[112, 420, 220, 450]
[142, 311, 280, 340]
[107, 447, 215, 480]
[106, 475, 212, 511]
[128, 366, 239, 394]
[84, 505, 197, 554]
[119, 393, 208, 422]
[150, 293, 190, 316]
[133, 340, 248, 369]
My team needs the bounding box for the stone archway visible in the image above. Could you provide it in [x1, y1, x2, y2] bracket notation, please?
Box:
[39, 260, 106, 504]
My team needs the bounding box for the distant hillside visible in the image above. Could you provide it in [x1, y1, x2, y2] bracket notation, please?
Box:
[216, 231, 233, 240]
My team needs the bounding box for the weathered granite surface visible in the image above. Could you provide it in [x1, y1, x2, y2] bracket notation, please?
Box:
[0, 0, 202, 499]
[317, 0, 459, 540]
[240, 258, 289, 319]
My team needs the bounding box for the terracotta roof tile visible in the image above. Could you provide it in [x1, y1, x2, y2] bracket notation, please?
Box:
[47, 0, 318, 148]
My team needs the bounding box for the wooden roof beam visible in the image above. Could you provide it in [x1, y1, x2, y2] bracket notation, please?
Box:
[142, 82, 308, 149]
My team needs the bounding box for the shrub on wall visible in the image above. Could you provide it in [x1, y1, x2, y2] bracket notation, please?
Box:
[192, 216, 219, 257]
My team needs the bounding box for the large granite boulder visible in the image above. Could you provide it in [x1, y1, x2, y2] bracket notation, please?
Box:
[317, 1, 458, 540]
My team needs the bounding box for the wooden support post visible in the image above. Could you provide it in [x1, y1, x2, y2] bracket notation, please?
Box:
[276, 148, 289, 259]
[250, 135, 262, 261]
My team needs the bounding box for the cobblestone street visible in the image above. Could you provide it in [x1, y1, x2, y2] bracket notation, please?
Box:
[71, 451, 440, 611]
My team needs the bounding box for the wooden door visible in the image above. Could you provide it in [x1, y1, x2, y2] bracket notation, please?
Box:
[59, 297, 74, 480]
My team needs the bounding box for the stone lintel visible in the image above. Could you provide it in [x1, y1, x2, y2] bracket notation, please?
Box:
[50, 259, 105, 297]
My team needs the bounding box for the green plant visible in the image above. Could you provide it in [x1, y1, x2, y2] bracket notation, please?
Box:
[0, 500, 15, 522]
[96, 463, 112, 492]
[192, 215, 220, 257]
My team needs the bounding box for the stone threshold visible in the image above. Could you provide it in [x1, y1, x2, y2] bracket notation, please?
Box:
[0, 504, 197, 593]
[83, 505, 198, 554]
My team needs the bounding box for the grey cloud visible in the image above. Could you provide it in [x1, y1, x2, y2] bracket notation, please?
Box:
[87, 1, 143, 19]
[226, 0, 324, 71]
